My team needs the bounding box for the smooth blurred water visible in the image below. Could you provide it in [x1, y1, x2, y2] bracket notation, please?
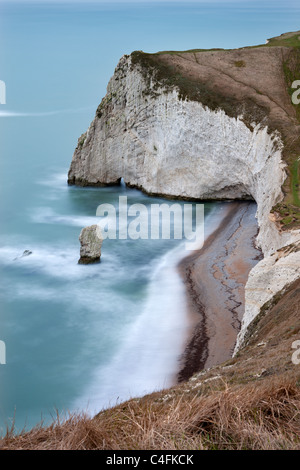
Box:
[0, 0, 299, 433]
[0, 162, 221, 432]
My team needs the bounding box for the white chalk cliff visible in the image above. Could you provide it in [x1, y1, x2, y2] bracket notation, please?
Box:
[68, 53, 300, 353]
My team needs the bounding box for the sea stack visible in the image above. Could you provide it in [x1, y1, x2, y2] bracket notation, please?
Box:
[78, 224, 103, 264]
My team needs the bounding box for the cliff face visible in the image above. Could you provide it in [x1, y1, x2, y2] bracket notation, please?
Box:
[68, 35, 300, 353]
[235, 240, 300, 351]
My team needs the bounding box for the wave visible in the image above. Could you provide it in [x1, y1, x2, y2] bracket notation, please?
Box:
[0, 244, 119, 281]
[72, 239, 189, 414]
[72, 202, 230, 414]
[31, 206, 101, 228]
[0, 192, 230, 420]
[0, 106, 95, 118]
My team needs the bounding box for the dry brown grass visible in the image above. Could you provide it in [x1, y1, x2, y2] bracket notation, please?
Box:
[1, 375, 299, 450]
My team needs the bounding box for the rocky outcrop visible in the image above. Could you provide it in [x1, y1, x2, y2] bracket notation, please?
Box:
[78, 225, 103, 264]
[69, 40, 300, 352]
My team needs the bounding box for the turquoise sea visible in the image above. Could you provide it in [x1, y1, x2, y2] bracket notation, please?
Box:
[0, 1, 299, 433]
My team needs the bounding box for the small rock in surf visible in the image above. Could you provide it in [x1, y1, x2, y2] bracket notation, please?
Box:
[78, 224, 103, 265]
[14, 250, 33, 260]
[22, 250, 32, 257]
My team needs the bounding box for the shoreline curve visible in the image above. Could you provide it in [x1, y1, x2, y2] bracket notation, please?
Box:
[177, 201, 262, 382]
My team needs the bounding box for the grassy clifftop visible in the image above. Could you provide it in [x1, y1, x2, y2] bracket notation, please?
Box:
[131, 31, 300, 230]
